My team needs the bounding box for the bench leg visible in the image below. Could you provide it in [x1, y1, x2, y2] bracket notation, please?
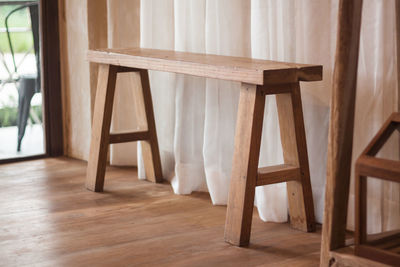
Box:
[86, 64, 118, 192]
[138, 70, 163, 183]
[276, 83, 315, 232]
[224, 83, 265, 246]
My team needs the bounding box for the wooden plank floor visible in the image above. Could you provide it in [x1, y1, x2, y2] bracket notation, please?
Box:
[0, 157, 322, 266]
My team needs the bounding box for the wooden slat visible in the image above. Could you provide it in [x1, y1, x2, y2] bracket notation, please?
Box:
[355, 245, 400, 266]
[320, 0, 363, 265]
[392, 112, 400, 123]
[87, 48, 322, 85]
[360, 114, 399, 157]
[367, 230, 400, 248]
[356, 156, 400, 182]
[109, 131, 150, 144]
[330, 247, 390, 267]
[369, 233, 400, 254]
[260, 83, 293, 95]
[256, 164, 300, 186]
[116, 66, 141, 73]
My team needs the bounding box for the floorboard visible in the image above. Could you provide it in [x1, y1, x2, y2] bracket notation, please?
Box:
[0, 157, 321, 266]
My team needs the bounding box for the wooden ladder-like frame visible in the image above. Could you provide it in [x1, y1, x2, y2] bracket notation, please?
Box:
[354, 112, 400, 266]
[86, 65, 163, 192]
[224, 82, 316, 246]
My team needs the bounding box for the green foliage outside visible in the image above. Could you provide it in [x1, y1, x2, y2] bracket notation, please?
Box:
[0, 5, 33, 53]
[0, 105, 42, 127]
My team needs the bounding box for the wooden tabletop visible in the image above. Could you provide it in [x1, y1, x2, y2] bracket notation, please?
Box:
[87, 48, 322, 85]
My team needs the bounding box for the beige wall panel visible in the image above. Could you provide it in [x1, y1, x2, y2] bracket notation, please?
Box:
[59, 0, 107, 160]
[107, 0, 141, 166]
[88, 0, 108, 116]
[59, 0, 91, 160]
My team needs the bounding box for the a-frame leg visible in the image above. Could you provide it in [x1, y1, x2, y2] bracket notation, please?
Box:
[276, 82, 315, 232]
[224, 83, 265, 246]
[86, 66, 162, 192]
[86, 64, 118, 192]
[138, 70, 163, 183]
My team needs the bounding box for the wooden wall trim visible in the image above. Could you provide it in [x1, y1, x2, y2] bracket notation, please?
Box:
[397, 0, 400, 113]
[41, 0, 63, 156]
[87, 0, 108, 118]
[396, 0, 400, 156]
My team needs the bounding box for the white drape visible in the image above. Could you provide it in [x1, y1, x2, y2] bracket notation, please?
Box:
[109, 0, 399, 232]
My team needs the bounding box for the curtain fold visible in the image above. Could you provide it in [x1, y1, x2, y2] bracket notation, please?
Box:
[108, 0, 399, 232]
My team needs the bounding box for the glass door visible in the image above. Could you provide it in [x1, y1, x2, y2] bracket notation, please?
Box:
[0, 0, 44, 160]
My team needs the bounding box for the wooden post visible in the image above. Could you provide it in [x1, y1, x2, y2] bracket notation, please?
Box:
[224, 83, 265, 246]
[396, 0, 400, 113]
[396, 0, 400, 155]
[354, 173, 367, 246]
[87, 0, 108, 117]
[320, 0, 363, 266]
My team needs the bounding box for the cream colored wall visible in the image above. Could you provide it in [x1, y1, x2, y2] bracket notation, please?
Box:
[59, 0, 91, 160]
[107, 0, 141, 166]
[58, 0, 139, 160]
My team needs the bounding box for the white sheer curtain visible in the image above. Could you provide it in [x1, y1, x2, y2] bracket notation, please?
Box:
[109, 0, 399, 231]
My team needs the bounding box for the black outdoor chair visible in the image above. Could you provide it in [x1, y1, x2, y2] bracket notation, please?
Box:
[5, 2, 40, 151]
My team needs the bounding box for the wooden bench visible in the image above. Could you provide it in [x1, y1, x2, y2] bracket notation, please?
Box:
[86, 47, 322, 246]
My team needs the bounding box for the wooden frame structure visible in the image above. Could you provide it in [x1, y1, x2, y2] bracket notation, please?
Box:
[354, 112, 400, 266]
[321, 0, 400, 266]
[85, 48, 322, 246]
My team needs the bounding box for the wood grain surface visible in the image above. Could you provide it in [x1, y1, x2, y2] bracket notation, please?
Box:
[86, 64, 118, 192]
[87, 48, 322, 85]
[320, 0, 363, 265]
[224, 83, 265, 246]
[276, 83, 315, 233]
[330, 247, 390, 267]
[0, 157, 323, 266]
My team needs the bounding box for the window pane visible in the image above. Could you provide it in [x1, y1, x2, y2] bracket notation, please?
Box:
[0, 0, 44, 159]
